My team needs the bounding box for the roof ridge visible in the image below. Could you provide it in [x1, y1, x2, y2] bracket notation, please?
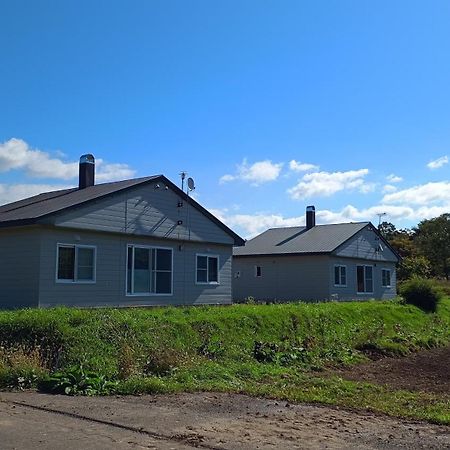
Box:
[91, 174, 161, 187]
[315, 221, 369, 226]
[267, 221, 368, 231]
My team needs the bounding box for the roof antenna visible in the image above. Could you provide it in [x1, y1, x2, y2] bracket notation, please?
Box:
[180, 171, 187, 192]
[376, 212, 387, 228]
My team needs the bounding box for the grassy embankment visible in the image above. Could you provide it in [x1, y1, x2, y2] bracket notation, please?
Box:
[0, 298, 449, 424]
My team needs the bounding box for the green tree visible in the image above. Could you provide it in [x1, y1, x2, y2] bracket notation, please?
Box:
[397, 255, 431, 281]
[414, 214, 450, 280]
[379, 223, 415, 258]
[378, 221, 397, 240]
[389, 230, 416, 258]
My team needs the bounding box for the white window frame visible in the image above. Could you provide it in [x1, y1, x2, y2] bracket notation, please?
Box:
[381, 268, 391, 288]
[254, 265, 262, 278]
[356, 264, 374, 294]
[333, 265, 347, 287]
[195, 254, 220, 285]
[55, 244, 97, 284]
[126, 244, 173, 297]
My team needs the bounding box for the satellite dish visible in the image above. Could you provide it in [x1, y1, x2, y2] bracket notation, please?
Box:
[187, 177, 195, 191]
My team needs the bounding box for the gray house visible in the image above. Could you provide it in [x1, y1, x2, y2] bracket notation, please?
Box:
[233, 206, 400, 302]
[0, 155, 244, 309]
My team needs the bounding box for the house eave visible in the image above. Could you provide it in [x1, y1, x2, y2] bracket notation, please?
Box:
[233, 251, 331, 258]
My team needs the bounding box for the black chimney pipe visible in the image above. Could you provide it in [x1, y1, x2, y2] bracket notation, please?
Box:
[79, 154, 95, 189]
[306, 205, 315, 230]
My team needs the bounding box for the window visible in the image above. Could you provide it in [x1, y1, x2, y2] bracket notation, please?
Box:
[357, 265, 373, 293]
[196, 254, 219, 284]
[126, 245, 172, 295]
[255, 265, 262, 277]
[334, 265, 346, 286]
[57, 244, 96, 282]
[382, 269, 391, 287]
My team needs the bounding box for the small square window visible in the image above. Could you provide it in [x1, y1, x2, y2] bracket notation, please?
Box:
[57, 245, 95, 282]
[196, 255, 219, 284]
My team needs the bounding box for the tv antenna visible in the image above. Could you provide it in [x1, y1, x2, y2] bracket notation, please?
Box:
[376, 212, 387, 228]
[180, 171, 187, 192]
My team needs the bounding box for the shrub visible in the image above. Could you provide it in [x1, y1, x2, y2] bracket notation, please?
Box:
[399, 278, 444, 313]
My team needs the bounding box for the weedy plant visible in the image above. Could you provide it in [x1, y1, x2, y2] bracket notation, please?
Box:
[0, 345, 49, 390]
[39, 364, 117, 395]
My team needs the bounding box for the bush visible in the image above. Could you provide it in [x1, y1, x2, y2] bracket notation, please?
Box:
[399, 278, 444, 313]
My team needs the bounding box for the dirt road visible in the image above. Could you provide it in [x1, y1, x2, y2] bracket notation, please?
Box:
[0, 392, 448, 449]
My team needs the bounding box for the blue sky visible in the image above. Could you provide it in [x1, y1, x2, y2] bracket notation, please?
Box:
[1, 1, 449, 238]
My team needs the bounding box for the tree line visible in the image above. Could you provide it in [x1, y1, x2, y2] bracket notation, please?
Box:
[378, 213, 450, 281]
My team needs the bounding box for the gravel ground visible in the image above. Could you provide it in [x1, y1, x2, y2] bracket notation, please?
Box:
[1, 391, 449, 449]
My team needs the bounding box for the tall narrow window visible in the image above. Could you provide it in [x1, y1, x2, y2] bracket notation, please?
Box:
[57, 245, 95, 282]
[255, 266, 262, 277]
[382, 269, 391, 287]
[126, 246, 172, 295]
[196, 255, 219, 284]
[357, 265, 373, 293]
[334, 265, 346, 286]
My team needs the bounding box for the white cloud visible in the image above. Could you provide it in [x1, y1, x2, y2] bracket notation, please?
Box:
[287, 168, 370, 200]
[95, 159, 135, 182]
[0, 138, 77, 179]
[386, 174, 403, 183]
[220, 159, 283, 186]
[289, 160, 319, 172]
[219, 174, 235, 183]
[382, 184, 397, 193]
[0, 138, 135, 182]
[0, 183, 71, 205]
[382, 181, 450, 205]
[427, 155, 448, 170]
[359, 182, 377, 194]
[210, 208, 303, 238]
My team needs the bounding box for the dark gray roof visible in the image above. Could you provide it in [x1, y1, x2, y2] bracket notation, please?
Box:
[0, 176, 159, 223]
[0, 176, 245, 245]
[233, 222, 370, 256]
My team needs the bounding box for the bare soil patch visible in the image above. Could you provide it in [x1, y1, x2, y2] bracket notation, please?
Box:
[1, 392, 449, 449]
[335, 346, 450, 394]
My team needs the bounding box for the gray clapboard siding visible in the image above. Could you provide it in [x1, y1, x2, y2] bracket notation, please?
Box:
[0, 227, 40, 309]
[334, 227, 397, 262]
[38, 227, 231, 308]
[233, 255, 330, 302]
[51, 183, 234, 245]
[328, 256, 397, 300]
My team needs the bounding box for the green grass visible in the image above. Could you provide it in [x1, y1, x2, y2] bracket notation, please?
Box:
[0, 298, 449, 423]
